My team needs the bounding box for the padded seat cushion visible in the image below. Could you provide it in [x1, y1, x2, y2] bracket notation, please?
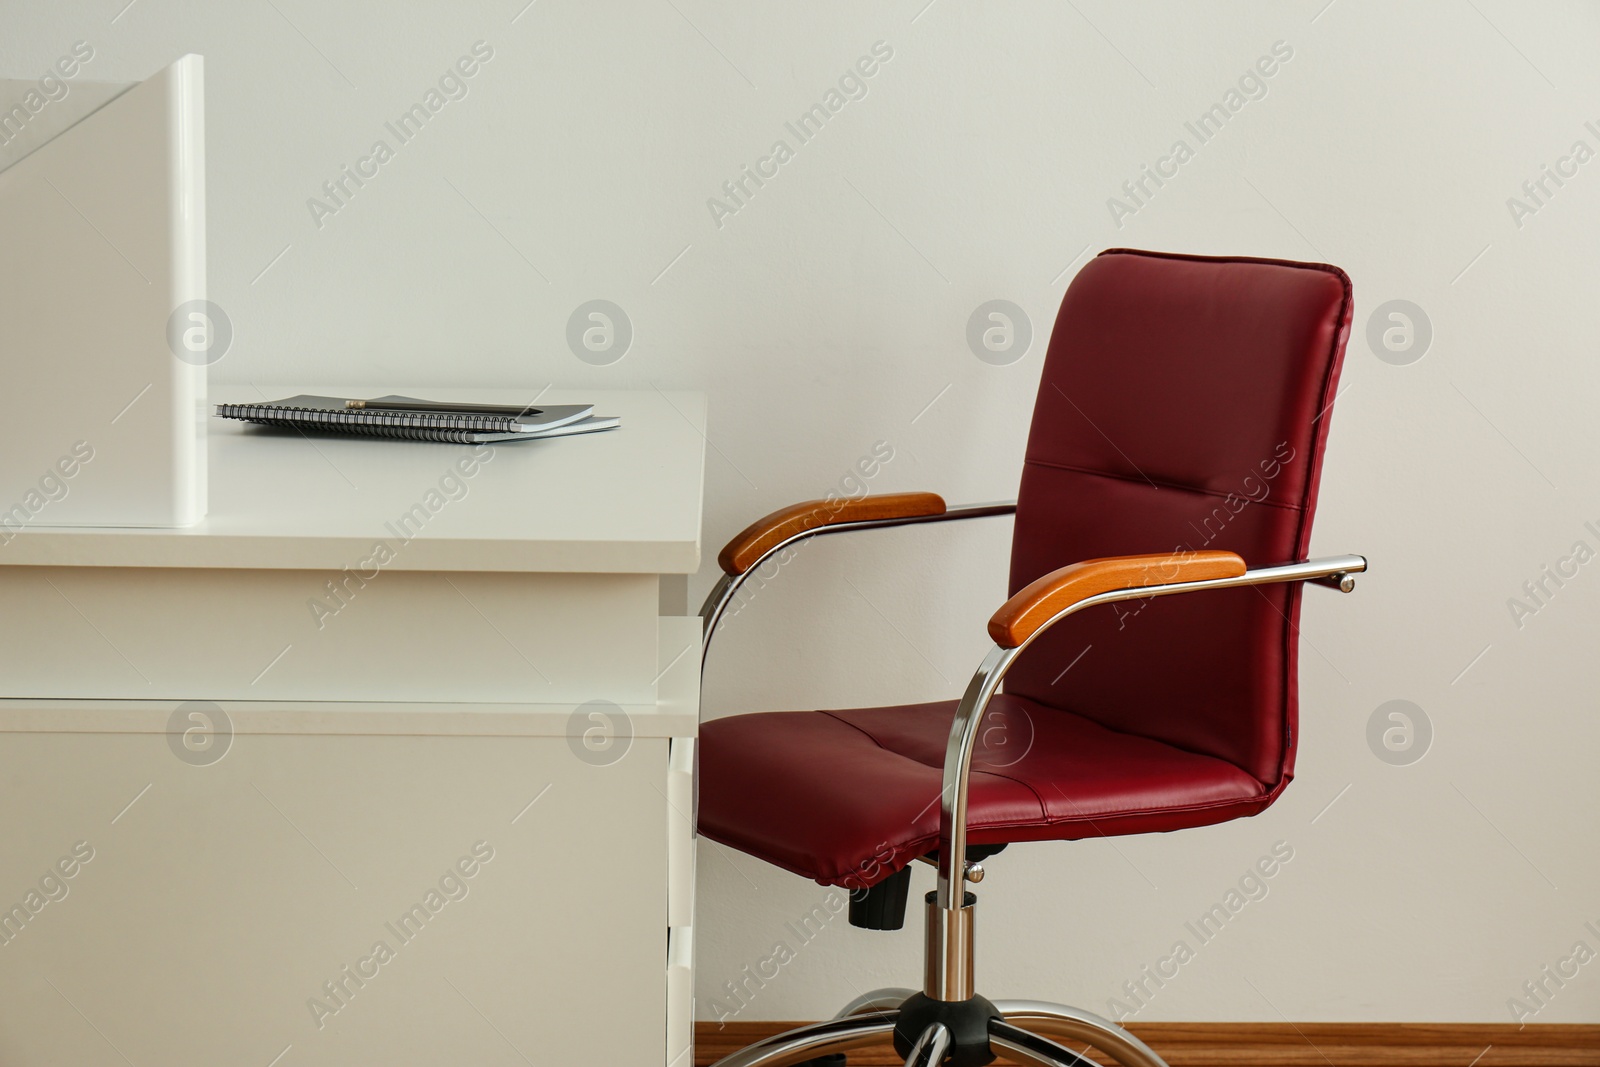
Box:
[698, 694, 1277, 888]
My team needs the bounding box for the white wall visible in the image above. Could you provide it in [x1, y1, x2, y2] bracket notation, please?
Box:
[7, 0, 1598, 1026]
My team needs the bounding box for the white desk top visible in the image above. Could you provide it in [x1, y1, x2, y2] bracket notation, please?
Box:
[0, 388, 706, 573]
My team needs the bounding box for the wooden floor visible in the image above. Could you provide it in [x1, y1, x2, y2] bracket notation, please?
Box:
[694, 1022, 1600, 1066]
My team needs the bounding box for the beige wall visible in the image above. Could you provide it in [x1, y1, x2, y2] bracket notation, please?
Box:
[8, 0, 1596, 1025]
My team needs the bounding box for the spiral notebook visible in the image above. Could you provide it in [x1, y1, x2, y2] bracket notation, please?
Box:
[215, 395, 619, 444]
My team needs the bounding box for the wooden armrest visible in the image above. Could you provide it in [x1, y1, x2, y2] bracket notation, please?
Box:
[987, 550, 1246, 648]
[717, 492, 947, 575]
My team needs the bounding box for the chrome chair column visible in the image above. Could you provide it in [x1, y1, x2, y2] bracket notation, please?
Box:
[923, 890, 976, 1001]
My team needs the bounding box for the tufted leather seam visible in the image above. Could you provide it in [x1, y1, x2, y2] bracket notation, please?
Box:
[1021, 456, 1306, 512]
[815, 708, 892, 750]
[817, 708, 1050, 823]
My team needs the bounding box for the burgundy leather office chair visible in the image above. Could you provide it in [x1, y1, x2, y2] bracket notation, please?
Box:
[697, 249, 1364, 1067]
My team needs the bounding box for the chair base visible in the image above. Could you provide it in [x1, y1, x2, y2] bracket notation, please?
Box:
[710, 888, 1172, 1067]
[892, 992, 1000, 1067]
[712, 994, 1169, 1067]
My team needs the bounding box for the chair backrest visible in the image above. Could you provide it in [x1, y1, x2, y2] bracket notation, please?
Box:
[1004, 249, 1353, 787]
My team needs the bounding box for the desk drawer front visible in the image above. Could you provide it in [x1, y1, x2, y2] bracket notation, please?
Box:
[0, 567, 658, 704]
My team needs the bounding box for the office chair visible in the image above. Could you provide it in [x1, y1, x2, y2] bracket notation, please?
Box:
[697, 249, 1364, 1067]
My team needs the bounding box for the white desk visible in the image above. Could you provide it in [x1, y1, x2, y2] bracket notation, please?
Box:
[0, 388, 705, 1066]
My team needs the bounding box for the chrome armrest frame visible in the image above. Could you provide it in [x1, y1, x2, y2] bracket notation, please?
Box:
[697, 501, 1017, 669]
[931, 553, 1367, 970]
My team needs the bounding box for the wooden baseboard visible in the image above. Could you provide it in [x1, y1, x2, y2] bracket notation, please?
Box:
[693, 1022, 1600, 1066]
